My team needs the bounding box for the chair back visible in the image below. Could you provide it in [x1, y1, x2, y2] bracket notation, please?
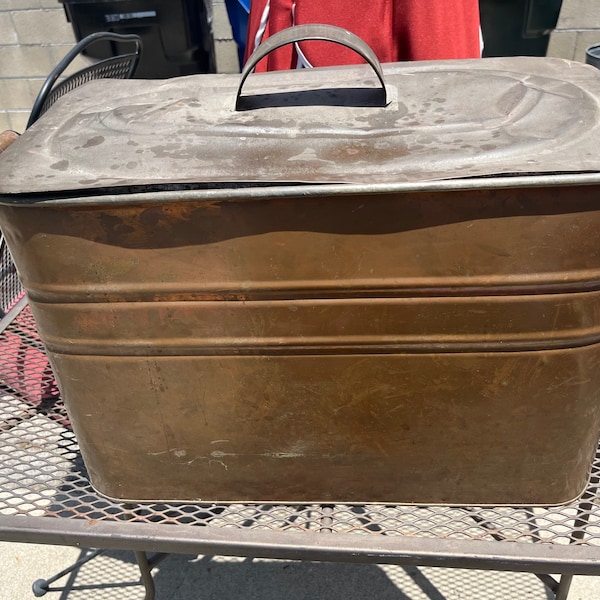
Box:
[27, 31, 142, 128]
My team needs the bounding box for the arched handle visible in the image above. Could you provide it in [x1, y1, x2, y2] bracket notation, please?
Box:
[235, 24, 388, 110]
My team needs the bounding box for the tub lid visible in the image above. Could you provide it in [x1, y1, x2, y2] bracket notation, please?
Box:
[1, 47, 600, 196]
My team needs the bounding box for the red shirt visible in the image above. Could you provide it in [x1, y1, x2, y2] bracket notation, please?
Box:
[244, 0, 482, 70]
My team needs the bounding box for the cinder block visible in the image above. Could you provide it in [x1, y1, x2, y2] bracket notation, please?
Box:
[210, 0, 227, 14]
[212, 2, 233, 40]
[0, 12, 18, 45]
[0, 1, 40, 10]
[56, 54, 94, 79]
[13, 9, 75, 45]
[547, 30, 577, 60]
[0, 111, 11, 132]
[0, 79, 37, 110]
[215, 39, 240, 73]
[7, 110, 29, 133]
[0, 45, 59, 77]
[49, 45, 87, 74]
[557, 0, 600, 29]
[28, 77, 45, 101]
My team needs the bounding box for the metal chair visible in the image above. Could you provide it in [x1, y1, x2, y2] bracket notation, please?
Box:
[1, 30, 149, 597]
[0, 31, 143, 406]
[26, 31, 142, 128]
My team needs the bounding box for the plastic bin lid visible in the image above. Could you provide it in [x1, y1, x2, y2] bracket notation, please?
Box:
[1, 56, 600, 197]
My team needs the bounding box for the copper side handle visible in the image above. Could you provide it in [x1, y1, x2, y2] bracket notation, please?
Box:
[0, 130, 19, 155]
[235, 24, 388, 110]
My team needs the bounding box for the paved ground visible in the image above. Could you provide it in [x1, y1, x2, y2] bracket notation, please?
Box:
[1, 540, 600, 599]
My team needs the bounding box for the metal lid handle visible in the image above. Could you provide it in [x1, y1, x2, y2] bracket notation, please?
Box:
[235, 24, 388, 110]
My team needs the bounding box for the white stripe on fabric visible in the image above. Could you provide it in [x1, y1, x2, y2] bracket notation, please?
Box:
[291, 2, 313, 68]
[253, 0, 270, 52]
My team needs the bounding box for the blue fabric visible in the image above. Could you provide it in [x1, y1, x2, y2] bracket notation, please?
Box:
[225, 0, 250, 67]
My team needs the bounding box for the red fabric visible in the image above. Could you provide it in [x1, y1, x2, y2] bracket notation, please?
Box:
[244, 0, 481, 71]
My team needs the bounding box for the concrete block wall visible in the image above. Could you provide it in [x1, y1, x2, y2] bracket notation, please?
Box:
[0, 0, 78, 132]
[547, 0, 600, 62]
[0, 1, 238, 133]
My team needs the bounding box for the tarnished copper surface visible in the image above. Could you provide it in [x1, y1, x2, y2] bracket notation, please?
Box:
[49, 346, 600, 505]
[3, 186, 600, 303]
[1, 183, 600, 504]
[1, 53, 600, 504]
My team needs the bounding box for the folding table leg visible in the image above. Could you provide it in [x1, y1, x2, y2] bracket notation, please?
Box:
[554, 574, 573, 600]
[31, 548, 105, 597]
[134, 550, 171, 600]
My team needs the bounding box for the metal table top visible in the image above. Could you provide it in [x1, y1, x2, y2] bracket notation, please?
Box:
[1, 304, 600, 576]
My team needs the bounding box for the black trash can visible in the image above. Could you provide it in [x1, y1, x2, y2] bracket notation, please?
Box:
[59, 0, 215, 78]
[480, 0, 563, 57]
[587, 44, 600, 70]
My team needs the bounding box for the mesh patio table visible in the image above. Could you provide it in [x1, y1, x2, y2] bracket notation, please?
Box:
[1, 261, 600, 599]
